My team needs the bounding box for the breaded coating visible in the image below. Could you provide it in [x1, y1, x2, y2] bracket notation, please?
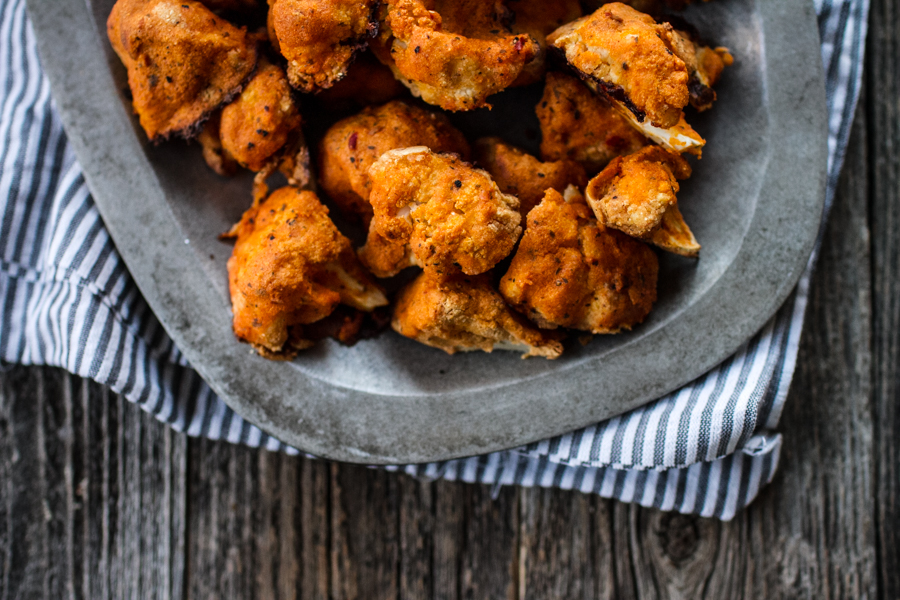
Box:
[506, 0, 583, 85]
[547, 2, 690, 129]
[537, 72, 648, 175]
[318, 101, 470, 225]
[107, 0, 259, 141]
[228, 186, 388, 358]
[269, 0, 378, 93]
[473, 137, 587, 217]
[219, 59, 302, 171]
[359, 147, 522, 277]
[500, 186, 658, 333]
[373, 0, 540, 111]
[585, 146, 699, 257]
[315, 52, 408, 110]
[393, 270, 564, 358]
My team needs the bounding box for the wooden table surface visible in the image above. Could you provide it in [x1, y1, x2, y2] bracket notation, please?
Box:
[1, 2, 896, 598]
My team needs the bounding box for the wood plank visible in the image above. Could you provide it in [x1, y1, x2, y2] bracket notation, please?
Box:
[398, 474, 433, 600]
[517, 487, 596, 600]
[459, 484, 519, 600]
[0, 365, 187, 600]
[186, 436, 264, 599]
[431, 479, 465, 600]
[867, 0, 900, 596]
[329, 463, 399, 600]
[300, 458, 330, 600]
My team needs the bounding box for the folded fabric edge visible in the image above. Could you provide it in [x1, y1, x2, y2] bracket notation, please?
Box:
[384, 435, 782, 520]
[512, 430, 782, 472]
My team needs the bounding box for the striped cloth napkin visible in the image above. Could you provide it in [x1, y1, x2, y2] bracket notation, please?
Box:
[0, 0, 867, 519]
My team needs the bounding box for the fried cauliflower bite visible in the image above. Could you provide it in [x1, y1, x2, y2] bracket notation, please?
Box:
[547, 3, 690, 129]
[107, 0, 259, 142]
[547, 4, 727, 153]
[359, 147, 522, 278]
[228, 186, 388, 358]
[218, 59, 302, 171]
[269, 0, 378, 93]
[393, 270, 564, 358]
[505, 0, 583, 85]
[500, 186, 658, 334]
[473, 137, 588, 217]
[318, 100, 470, 225]
[537, 72, 648, 175]
[585, 146, 700, 257]
[372, 0, 540, 111]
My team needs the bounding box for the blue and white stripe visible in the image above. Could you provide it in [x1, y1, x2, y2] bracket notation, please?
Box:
[0, 0, 867, 519]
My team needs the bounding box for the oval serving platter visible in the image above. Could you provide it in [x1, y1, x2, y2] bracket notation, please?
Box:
[27, 0, 826, 463]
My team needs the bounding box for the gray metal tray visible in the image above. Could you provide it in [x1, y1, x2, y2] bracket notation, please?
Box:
[27, 0, 826, 463]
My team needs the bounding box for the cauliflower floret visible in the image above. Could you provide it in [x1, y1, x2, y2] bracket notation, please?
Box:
[500, 186, 658, 334]
[473, 136, 587, 217]
[585, 146, 699, 257]
[228, 186, 387, 359]
[371, 0, 540, 111]
[359, 147, 522, 277]
[318, 100, 470, 226]
[547, 3, 690, 128]
[269, 0, 378, 93]
[218, 59, 303, 172]
[393, 269, 564, 358]
[547, 3, 728, 154]
[107, 0, 258, 141]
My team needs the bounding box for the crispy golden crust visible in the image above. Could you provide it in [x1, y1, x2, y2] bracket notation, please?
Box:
[585, 146, 699, 256]
[107, 0, 259, 141]
[228, 186, 387, 357]
[500, 187, 658, 333]
[318, 100, 470, 225]
[269, 0, 378, 93]
[373, 0, 540, 111]
[473, 136, 587, 217]
[360, 147, 522, 277]
[507, 0, 583, 85]
[537, 72, 648, 175]
[219, 60, 302, 171]
[547, 2, 689, 128]
[393, 270, 564, 358]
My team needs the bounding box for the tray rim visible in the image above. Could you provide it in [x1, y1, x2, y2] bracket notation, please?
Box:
[27, 0, 827, 463]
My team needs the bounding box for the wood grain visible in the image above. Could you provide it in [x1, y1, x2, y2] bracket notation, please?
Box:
[0, 366, 187, 600]
[867, 0, 900, 596]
